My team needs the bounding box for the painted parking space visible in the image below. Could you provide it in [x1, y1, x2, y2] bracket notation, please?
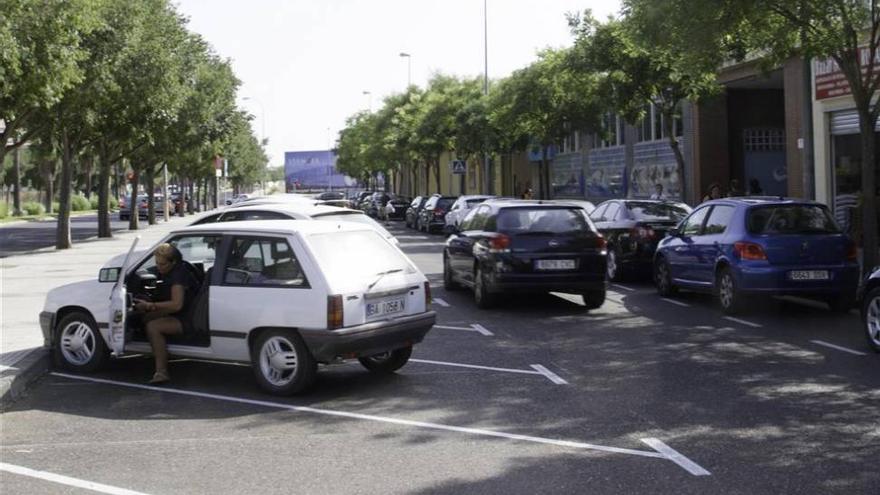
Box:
[48, 372, 711, 476]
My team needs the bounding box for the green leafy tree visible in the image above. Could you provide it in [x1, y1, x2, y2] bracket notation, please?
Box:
[569, 8, 722, 201]
[716, 0, 880, 270]
[490, 48, 603, 198]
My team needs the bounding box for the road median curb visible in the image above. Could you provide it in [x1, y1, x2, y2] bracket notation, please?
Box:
[0, 348, 51, 409]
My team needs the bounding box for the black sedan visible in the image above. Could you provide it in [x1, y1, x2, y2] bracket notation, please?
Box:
[417, 194, 457, 234]
[385, 193, 411, 220]
[405, 196, 428, 229]
[443, 200, 608, 309]
[589, 199, 691, 281]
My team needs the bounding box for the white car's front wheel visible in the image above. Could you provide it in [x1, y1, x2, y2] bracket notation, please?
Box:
[252, 330, 317, 395]
[54, 311, 109, 372]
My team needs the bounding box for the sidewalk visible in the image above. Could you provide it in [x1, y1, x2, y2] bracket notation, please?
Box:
[0, 214, 198, 406]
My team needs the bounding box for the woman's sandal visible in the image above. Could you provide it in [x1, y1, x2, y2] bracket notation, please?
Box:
[149, 371, 170, 384]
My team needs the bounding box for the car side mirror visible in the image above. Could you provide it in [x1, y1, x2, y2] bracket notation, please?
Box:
[668, 228, 681, 237]
[99, 267, 120, 282]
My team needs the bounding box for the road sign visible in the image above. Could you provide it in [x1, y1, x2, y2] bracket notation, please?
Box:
[450, 159, 466, 175]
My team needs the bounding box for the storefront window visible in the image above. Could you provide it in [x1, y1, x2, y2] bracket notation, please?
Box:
[833, 132, 880, 236]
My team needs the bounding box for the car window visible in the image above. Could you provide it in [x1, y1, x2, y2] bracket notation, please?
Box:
[410, 197, 422, 207]
[223, 237, 308, 287]
[307, 230, 415, 292]
[747, 205, 840, 235]
[436, 198, 455, 210]
[590, 203, 608, 222]
[604, 202, 621, 221]
[221, 210, 291, 222]
[465, 198, 487, 208]
[468, 205, 491, 231]
[137, 234, 221, 274]
[313, 212, 393, 239]
[497, 207, 592, 235]
[704, 205, 736, 235]
[425, 196, 438, 208]
[459, 208, 479, 230]
[191, 213, 221, 225]
[626, 202, 691, 222]
[681, 206, 711, 236]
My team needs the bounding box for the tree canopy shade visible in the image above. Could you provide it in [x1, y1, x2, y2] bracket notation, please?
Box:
[0, 0, 264, 248]
[674, 0, 880, 271]
[568, 7, 723, 202]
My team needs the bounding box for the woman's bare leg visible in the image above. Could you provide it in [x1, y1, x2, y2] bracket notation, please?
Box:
[145, 317, 183, 377]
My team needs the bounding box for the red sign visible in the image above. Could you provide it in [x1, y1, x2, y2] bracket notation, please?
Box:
[815, 47, 880, 100]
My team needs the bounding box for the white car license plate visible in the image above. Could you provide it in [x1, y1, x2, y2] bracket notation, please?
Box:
[535, 259, 576, 270]
[788, 270, 830, 281]
[366, 298, 406, 318]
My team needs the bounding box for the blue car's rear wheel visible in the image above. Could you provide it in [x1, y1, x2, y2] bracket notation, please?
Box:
[717, 267, 743, 315]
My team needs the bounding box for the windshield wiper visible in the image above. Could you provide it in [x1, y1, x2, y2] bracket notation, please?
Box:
[367, 268, 404, 291]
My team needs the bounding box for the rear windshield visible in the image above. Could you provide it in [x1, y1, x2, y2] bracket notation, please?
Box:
[313, 212, 393, 239]
[496, 208, 592, 235]
[466, 198, 487, 208]
[436, 198, 455, 209]
[307, 230, 415, 289]
[747, 205, 840, 234]
[626, 202, 691, 222]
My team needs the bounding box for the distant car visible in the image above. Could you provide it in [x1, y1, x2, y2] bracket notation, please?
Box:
[40, 221, 436, 395]
[861, 267, 880, 353]
[417, 194, 457, 234]
[384, 194, 411, 221]
[190, 203, 399, 246]
[654, 198, 860, 314]
[443, 200, 607, 309]
[444, 195, 495, 233]
[405, 196, 428, 229]
[590, 200, 692, 281]
[118, 194, 146, 221]
[317, 191, 346, 201]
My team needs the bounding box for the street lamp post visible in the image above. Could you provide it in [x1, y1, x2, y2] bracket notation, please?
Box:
[482, 0, 492, 195]
[362, 90, 372, 112]
[399, 52, 411, 87]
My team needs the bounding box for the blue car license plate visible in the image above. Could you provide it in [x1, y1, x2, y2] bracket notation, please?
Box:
[788, 270, 830, 281]
[366, 298, 406, 318]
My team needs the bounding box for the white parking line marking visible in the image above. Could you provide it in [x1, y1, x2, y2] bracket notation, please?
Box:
[530, 364, 569, 385]
[661, 298, 690, 307]
[0, 462, 149, 495]
[411, 358, 544, 376]
[51, 373, 712, 475]
[611, 284, 635, 292]
[471, 323, 493, 336]
[809, 340, 868, 356]
[722, 316, 763, 328]
[434, 324, 475, 331]
[433, 298, 451, 307]
[640, 439, 711, 476]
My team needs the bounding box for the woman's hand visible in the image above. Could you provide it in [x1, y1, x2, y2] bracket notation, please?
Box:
[134, 299, 156, 312]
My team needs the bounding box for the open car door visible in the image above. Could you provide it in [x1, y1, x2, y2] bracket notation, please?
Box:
[108, 236, 140, 356]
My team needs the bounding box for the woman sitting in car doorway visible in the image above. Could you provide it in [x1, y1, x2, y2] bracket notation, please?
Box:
[133, 243, 198, 384]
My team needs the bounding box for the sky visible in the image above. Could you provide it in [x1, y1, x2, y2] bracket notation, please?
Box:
[174, 0, 622, 167]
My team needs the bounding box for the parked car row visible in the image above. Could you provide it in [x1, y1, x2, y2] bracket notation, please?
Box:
[118, 194, 172, 221]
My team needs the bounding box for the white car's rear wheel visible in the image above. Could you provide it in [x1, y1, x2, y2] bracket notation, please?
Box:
[252, 330, 316, 395]
[54, 311, 109, 372]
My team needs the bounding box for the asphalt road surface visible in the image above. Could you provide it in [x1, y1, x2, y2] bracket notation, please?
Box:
[2, 221, 878, 494]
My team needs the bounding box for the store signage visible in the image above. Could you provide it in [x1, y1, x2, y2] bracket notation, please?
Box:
[814, 47, 880, 100]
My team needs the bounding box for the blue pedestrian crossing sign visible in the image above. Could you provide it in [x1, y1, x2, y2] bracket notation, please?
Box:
[450, 159, 467, 175]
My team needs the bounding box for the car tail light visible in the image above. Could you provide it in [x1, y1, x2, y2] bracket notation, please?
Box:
[327, 295, 343, 330]
[434, 208, 445, 217]
[630, 225, 655, 240]
[424, 281, 432, 306]
[734, 241, 767, 261]
[118, 199, 125, 208]
[489, 234, 511, 253]
[846, 242, 858, 262]
[594, 235, 607, 253]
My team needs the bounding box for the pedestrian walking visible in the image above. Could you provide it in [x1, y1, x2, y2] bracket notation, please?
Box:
[727, 179, 743, 197]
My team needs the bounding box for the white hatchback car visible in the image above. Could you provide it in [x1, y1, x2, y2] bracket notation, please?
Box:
[40, 220, 436, 395]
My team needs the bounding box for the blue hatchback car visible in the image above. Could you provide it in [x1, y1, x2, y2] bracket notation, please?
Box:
[653, 198, 860, 314]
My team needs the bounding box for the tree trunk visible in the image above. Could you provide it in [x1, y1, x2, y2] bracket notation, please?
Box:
[433, 156, 442, 194]
[146, 166, 156, 225]
[83, 156, 93, 199]
[540, 146, 548, 199]
[187, 180, 195, 215]
[129, 170, 140, 230]
[42, 161, 55, 214]
[12, 146, 23, 216]
[97, 145, 112, 238]
[56, 127, 73, 249]
[857, 106, 878, 273]
[663, 107, 686, 202]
